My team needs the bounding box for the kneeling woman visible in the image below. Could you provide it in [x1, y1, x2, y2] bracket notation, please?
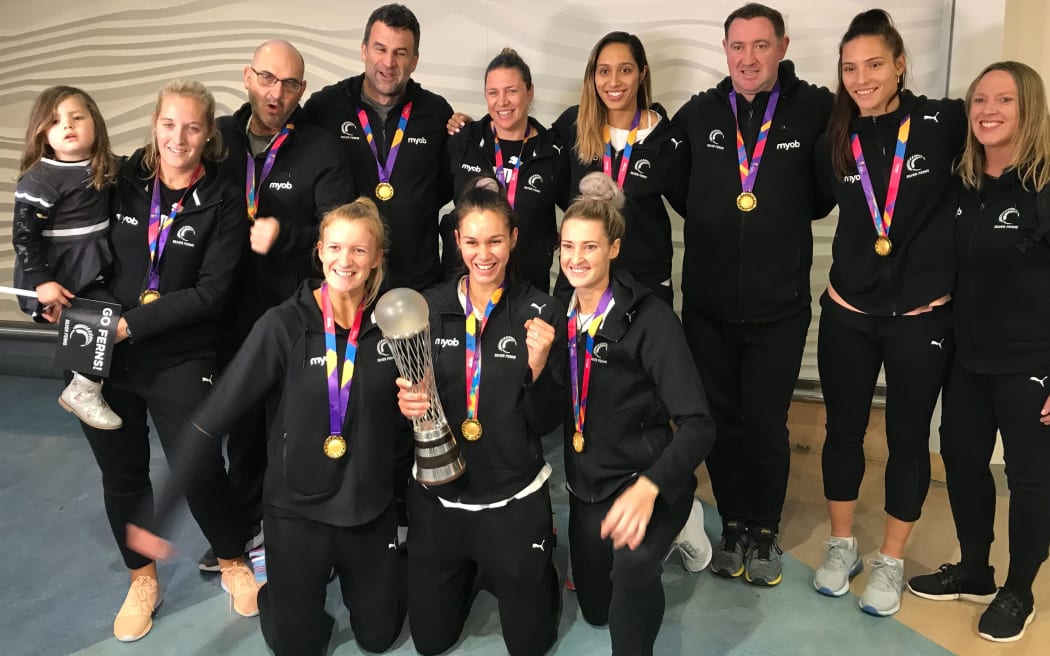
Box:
[560, 173, 715, 655]
[397, 179, 565, 656]
[133, 200, 408, 655]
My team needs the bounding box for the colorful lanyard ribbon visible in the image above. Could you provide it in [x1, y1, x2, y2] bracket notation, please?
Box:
[493, 123, 531, 207]
[145, 164, 203, 292]
[567, 287, 615, 445]
[356, 102, 413, 186]
[728, 83, 781, 194]
[322, 283, 365, 441]
[851, 115, 911, 241]
[245, 123, 292, 221]
[602, 109, 642, 189]
[463, 278, 505, 421]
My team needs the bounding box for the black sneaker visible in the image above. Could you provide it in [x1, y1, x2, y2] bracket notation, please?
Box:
[978, 587, 1035, 642]
[198, 522, 263, 573]
[907, 562, 997, 603]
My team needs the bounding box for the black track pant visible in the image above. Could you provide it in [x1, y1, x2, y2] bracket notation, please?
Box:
[817, 293, 953, 521]
[78, 357, 245, 570]
[407, 482, 559, 656]
[258, 502, 405, 655]
[941, 361, 1050, 601]
[682, 301, 810, 532]
[569, 483, 692, 656]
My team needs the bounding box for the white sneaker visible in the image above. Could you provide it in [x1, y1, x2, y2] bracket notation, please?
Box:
[670, 497, 713, 573]
[59, 372, 122, 430]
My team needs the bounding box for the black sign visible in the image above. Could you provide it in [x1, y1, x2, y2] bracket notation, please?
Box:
[54, 298, 121, 377]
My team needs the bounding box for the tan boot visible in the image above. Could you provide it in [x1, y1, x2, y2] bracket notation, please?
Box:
[113, 575, 162, 642]
[220, 559, 260, 617]
[59, 372, 123, 430]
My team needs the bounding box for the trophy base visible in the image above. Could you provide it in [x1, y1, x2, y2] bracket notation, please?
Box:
[413, 422, 466, 485]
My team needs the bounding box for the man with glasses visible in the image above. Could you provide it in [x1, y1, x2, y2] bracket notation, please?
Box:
[199, 39, 355, 574]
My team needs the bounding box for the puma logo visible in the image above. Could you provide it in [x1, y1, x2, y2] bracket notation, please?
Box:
[930, 339, 945, 349]
[531, 539, 546, 552]
[530, 302, 546, 314]
[1031, 376, 1048, 388]
[201, 375, 214, 385]
[552, 144, 563, 154]
[387, 542, 397, 550]
[923, 112, 940, 124]
[670, 137, 683, 149]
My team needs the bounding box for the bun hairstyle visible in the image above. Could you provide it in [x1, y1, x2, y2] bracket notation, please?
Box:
[317, 197, 389, 305]
[826, 9, 908, 178]
[563, 172, 626, 242]
[485, 47, 533, 90]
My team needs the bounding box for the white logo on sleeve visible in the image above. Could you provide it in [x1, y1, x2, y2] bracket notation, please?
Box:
[201, 375, 214, 385]
[707, 129, 725, 151]
[923, 112, 940, 124]
[531, 539, 546, 552]
[930, 339, 945, 349]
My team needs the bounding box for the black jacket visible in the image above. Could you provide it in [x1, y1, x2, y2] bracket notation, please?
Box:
[303, 76, 454, 290]
[103, 149, 246, 368]
[673, 61, 835, 322]
[193, 282, 408, 526]
[564, 269, 715, 503]
[445, 115, 567, 290]
[216, 104, 355, 360]
[422, 278, 567, 505]
[552, 104, 689, 281]
[816, 91, 966, 315]
[954, 173, 1050, 374]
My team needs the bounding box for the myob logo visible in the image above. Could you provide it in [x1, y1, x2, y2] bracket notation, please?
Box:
[776, 140, 800, 151]
[407, 137, 428, 145]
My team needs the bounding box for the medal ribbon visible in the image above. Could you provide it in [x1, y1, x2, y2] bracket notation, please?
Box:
[493, 123, 531, 207]
[851, 115, 910, 240]
[321, 283, 366, 439]
[602, 109, 642, 189]
[567, 287, 615, 439]
[245, 123, 292, 221]
[728, 83, 781, 193]
[463, 278, 505, 421]
[356, 102, 413, 187]
[146, 164, 203, 292]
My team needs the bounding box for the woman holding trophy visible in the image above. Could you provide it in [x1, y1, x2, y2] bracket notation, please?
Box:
[395, 178, 566, 656]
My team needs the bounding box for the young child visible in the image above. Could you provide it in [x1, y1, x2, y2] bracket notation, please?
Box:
[12, 85, 121, 429]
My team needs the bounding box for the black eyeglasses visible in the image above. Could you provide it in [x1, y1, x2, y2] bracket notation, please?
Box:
[250, 67, 304, 94]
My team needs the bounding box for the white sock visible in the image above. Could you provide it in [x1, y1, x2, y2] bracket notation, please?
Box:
[877, 552, 904, 566]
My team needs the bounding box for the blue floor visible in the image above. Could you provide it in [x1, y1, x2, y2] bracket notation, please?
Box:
[1, 376, 954, 655]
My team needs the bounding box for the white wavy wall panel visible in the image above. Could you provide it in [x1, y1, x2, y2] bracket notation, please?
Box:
[0, 0, 955, 382]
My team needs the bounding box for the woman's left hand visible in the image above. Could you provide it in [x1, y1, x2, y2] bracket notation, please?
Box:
[126, 523, 174, 561]
[600, 476, 660, 550]
[1040, 393, 1050, 425]
[524, 317, 555, 379]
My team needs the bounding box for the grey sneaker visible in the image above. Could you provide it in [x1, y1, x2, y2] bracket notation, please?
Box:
[813, 536, 862, 597]
[744, 527, 783, 586]
[860, 555, 905, 616]
[710, 520, 749, 578]
[59, 372, 122, 430]
[670, 498, 713, 572]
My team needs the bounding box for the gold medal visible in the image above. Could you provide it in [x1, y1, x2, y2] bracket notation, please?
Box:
[736, 191, 757, 212]
[323, 434, 347, 459]
[139, 289, 161, 305]
[874, 236, 892, 257]
[573, 431, 585, 453]
[461, 418, 483, 441]
[375, 181, 394, 201]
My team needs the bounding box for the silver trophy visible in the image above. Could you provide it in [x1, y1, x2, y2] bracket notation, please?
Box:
[375, 288, 466, 485]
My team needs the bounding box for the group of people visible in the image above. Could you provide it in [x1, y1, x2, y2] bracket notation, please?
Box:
[8, 0, 1050, 653]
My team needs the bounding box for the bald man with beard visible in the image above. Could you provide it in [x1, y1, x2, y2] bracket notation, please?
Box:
[202, 39, 355, 573]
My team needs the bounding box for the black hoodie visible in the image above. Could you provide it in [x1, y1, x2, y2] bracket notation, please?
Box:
[673, 61, 834, 323]
[816, 91, 965, 315]
[172, 281, 409, 527]
[954, 173, 1050, 374]
[216, 104, 355, 359]
[303, 75, 454, 290]
[552, 104, 689, 282]
[421, 277, 567, 505]
[563, 269, 715, 503]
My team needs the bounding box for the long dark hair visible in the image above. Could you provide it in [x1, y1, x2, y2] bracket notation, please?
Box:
[826, 9, 907, 178]
[451, 177, 522, 284]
